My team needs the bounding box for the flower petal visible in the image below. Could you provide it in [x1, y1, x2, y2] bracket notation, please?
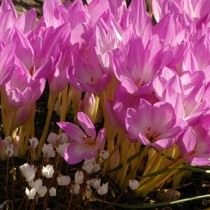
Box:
[64, 142, 96, 165]
[77, 112, 96, 138]
[57, 122, 85, 143]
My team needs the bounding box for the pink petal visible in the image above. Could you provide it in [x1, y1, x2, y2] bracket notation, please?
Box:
[64, 142, 96, 165]
[119, 75, 138, 94]
[152, 102, 176, 133]
[43, 0, 66, 28]
[77, 112, 96, 138]
[178, 127, 196, 154]
[152, 138, 176, 149]
[0, 44, 14, 86]
[57, 122, 85, 143]
[16, 9, 37, 34]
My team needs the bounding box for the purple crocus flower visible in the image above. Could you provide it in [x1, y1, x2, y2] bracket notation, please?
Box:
[178, 115, 210, 166]
[110, 84, 158, 131]
[113, 35, 162, 95]
[68, 31, 111, 93]
[153, 68, 209, 121]
[58, 112, 106, 165]
[3, 62, 45, 127]
[1, 29, 46, 127]
[125, 99, 182, 149]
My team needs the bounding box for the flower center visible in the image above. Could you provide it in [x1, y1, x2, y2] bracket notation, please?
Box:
[145, 127, 161, 142]
[84, 136, 95, 145]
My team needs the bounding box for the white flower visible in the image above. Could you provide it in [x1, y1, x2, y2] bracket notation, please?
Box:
[82, 158, 100, 174]
[75, 171, 84, 184]
[128, 180, 140, 190]
[49, 187, 56, 197]
[58, 133, 68, 143]
[42, 165, 54, 179]
[19, 163, 37, 182]
[47, 132, 58, 145]
[100, 150, 109, 160]
[56, 143, 69, 157]
[57, 175, 71, 186]
[87, 179, 101, 190]
[92, 163, 101, 173]
[29, 137, 39, 149]
[25, 187, 36, 200]
[37, 186, 47, 197]
[82, 158, 101, 174]
[29, 179, 43, 191]
[42, 144, 55, 158]
[97, 183, 108, 195]
[82, 159, 95, 174]
[6, 144, 13, 157]
[71, 184, 80, 195]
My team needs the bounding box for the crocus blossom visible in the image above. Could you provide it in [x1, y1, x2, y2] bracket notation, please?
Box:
[178, 115, 210, 166]
[125, 99, 182, 149]
[58, 112, 106, 164]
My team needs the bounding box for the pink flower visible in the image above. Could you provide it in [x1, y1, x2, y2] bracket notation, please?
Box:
[113, 35, 162, 95]
[178, 115, 210, 166]
[153, 68, 209, 120]
[57, 112, 106, 165]
[110, 85, 158, 131]
[152, 0, 210, 23]
[68, 39, 111, 93]
[125, 99, 182, 149]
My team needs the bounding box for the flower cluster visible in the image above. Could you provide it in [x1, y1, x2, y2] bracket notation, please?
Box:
[1, 0, 210, 198]
[19, 156, 109, 200]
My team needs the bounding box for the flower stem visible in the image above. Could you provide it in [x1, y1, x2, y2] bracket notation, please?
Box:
[37, 93, 57, 159]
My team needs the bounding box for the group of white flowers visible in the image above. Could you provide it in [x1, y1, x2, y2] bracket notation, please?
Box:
[20, 161, 109, 200]
[17, 133, 110, 200]
[1, 132, 137, 201]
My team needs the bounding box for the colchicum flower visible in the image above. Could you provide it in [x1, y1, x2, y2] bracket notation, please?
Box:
[125, 99, 182, 149]
[58, 112, 106, 164]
